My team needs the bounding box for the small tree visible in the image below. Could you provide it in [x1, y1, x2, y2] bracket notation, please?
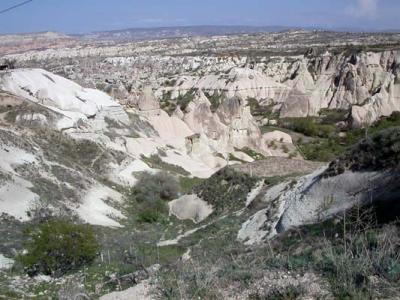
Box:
[19, 218, 99, 277]
[128, 171, 179, 223]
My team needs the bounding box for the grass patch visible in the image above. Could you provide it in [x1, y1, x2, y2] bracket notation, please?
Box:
[179, 177, 205, 194]
[236, 147, 266, 160]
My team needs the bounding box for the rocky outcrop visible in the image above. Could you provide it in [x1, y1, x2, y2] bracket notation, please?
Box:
[0, 68, 129, 130]
[138, 86, 160, 111]
[158, 50, 400, 127]
[238, 128, 400, 244]
[271, 50, 400, 126]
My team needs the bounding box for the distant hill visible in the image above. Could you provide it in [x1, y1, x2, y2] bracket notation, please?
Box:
[80, 25, 294, 41]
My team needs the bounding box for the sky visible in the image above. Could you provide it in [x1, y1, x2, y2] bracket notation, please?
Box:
[0, 0, 399, 34]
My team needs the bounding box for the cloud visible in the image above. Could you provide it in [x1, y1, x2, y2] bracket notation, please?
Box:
[347, 0, 378, 18]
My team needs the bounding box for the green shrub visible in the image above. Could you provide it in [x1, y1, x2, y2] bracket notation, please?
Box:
[176, 89, 195, 111]
[204, 91, 224, 112]
[131, 171, 179, 203]
[324, 127, 400, 176]
[319, 108, 349, 124]
[193, 167, 258, 212]
[247, 98, 278, 118]
[137, 209, 163, 224]
[19, 219, 99, 277]
[298, 138, 345, 162]
[280, 117, 336, 138]
[128, 172, 179, 223]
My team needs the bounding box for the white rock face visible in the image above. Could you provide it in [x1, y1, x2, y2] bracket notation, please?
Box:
[100, 280, 155, 300]
[164, 67, 289, 101]
[0, 254, 14, 270]
[263, 130, 293, 144]
[156, 50, 400, 127]
[238, 168, 400, 244]
[168, 194, 213, 223]
[237, 209, 269, 245]
[270, 50, 400, 126]
[75, 184, 125, 228]
[0, 144, 39, 221]
[138, 86, 160, 111]
[15, 113, 48, 126]
[0, 69, 129, 129]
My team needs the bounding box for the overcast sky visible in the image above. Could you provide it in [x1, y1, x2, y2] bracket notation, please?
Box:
[0, 0, 399, 34]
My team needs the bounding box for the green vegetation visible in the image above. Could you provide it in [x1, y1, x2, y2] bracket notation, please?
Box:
[160, 89, 197, 114]
[279, 117, 336, 138]
[35, 129, 127, 173]
[193, 167, 258, 212]
[269, 214, 400, 299]
[19, 218, 99, 277]
[179, 176, 205, 193]
[319, 108, 349, 125]
[2, 102, 52, 125]
[176, 89, 196, 111]
[236, 147, 266, 160]
[157, 204, 400, 299]
[164, 78, 177, 87]
[324, 126, 400, 177]
[286, 111, 400, 162]
[204, 91, 224, 112]
[127, 172, 179, 223]
[298, 138, 346, 162]
[247, 98, 279, 119]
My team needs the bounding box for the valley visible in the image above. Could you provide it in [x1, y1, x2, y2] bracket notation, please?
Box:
[0, 27, 399, 299]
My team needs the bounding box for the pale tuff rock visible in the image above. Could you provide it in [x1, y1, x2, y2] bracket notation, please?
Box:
[168, 194, 214, 223]
[75, 184, 125, 228]
[279, 89, 310, 118]
[238, 168, 400, 244]
[237, 208, 269, 245]
[0, 68, 129, 130]
[232, 151, 254, 163]
[166, 67, 289, 101]
[138, 85, 160, 111]
[15, 113, 48, 127]
[263, 130, 293, 144]
[245, 180, 265, 207]
[161, 50, 400, 127]
[0, 254, 14, 270]
[99, 280, 155, 300]
[0, 144, 39, 221]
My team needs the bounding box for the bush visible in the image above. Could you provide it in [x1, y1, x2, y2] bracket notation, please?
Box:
[324, 127, 400, 176]
[128, 172, 179, 223]
[193, 168, 258, 212]
[19, 219, 99, 277]
[280, 117, 336, 138]
[130, 171, 179, 203]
